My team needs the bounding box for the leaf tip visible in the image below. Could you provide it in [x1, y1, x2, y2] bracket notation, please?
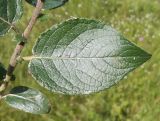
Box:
[143, 51, 152, 62]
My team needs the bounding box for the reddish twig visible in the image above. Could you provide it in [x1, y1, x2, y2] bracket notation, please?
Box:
[0, 0, 44, 92]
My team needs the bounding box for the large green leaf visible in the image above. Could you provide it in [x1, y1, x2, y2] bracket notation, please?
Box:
[28, 18, 151, 95]
[25, 0, 68, 10]
[2, 86, 51, 114]
[0, 0, 23, 36]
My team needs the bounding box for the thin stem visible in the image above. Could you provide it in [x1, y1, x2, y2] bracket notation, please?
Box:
[0, 0, 44, 92]
[23, 0, 44, 39]
[23, 56, 34, 61]
[11, 24, 20, 34]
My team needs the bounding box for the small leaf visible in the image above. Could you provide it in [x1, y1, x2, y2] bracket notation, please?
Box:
[0, 0, 23, 36]
[28, 18, 151, 95]
[3, 86, 51, 114]
[25, 0, 68, 10]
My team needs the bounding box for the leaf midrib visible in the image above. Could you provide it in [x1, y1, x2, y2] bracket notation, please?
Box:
[24, 55, 151, 61]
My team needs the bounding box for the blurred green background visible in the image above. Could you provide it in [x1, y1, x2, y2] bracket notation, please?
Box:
[0, 0, 160, 121]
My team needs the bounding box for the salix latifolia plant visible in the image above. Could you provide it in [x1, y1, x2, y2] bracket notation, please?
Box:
[0, 0, 151, 114]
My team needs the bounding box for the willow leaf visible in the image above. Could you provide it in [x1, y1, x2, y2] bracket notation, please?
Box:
[28, 18, 151, 95]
